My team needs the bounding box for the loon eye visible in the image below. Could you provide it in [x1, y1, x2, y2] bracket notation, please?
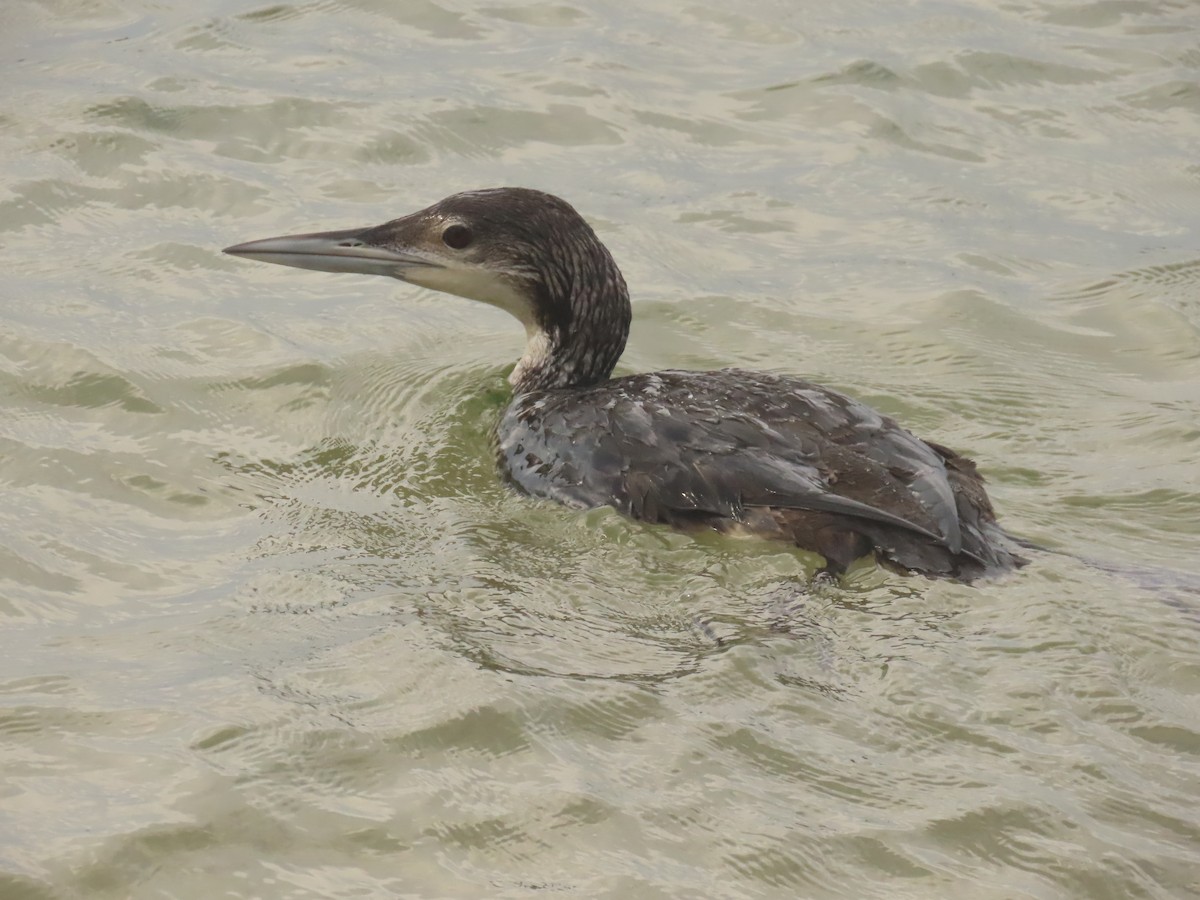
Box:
[442, 224, 472, 250]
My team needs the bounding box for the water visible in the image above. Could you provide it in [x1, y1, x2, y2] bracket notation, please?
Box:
[2, 0, 1199, 897]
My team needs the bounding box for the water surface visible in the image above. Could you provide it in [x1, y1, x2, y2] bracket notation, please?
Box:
[2, 0, 1199, 897]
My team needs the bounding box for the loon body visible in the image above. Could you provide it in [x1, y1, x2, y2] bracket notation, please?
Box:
[225, 187, 1025, 582]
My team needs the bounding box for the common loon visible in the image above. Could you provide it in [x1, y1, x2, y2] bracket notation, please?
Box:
[225, 187, 1026, 582]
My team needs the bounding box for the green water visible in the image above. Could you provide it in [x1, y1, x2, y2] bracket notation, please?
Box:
[2, 0, 1198, 897]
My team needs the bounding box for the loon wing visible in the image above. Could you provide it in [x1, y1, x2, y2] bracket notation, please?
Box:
[602, 371, 969, 552]
[623, 446, 949, 547]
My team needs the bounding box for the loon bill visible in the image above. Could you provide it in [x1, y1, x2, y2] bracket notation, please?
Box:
[225, 187, 1027, 582]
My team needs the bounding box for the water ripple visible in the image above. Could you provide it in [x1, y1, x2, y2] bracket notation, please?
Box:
[2, 0, 1199, 897]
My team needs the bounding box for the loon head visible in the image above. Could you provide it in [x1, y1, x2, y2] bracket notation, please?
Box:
[224, 187, 631, 392]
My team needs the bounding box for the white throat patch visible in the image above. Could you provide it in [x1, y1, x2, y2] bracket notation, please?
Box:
[403, 265, 537, 330]
[510, 327, 554, 387]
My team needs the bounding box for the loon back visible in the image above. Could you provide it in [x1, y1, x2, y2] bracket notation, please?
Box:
[498, 370, 1023, 581]
[225, 186, 1025, 582]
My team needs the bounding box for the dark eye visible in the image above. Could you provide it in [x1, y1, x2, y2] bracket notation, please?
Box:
[442, 224, 472, 249]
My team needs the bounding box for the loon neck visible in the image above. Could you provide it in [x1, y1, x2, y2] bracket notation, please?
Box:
[508, 256, 632, 394]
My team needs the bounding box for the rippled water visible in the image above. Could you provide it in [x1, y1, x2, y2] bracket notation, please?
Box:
[3, 0, 1199, 897]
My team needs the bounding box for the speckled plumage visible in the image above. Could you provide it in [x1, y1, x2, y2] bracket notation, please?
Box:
[498, 369, 1023, 581]
[226, 187, 1026, 582]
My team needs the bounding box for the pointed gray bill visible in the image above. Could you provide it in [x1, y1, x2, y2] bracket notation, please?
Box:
[223, 227, 439, 278]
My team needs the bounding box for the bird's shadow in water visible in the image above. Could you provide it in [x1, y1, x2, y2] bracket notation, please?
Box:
[685, 566, 964, 695]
